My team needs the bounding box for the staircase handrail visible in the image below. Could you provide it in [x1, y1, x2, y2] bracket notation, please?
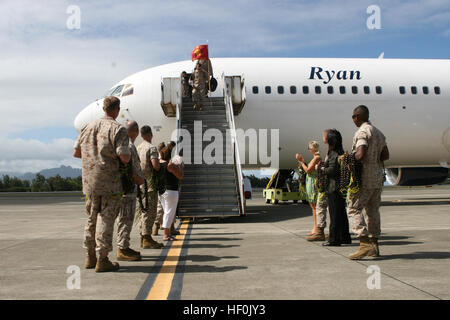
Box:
[175, 76, 182, 156]
[222, 74, 245, 215]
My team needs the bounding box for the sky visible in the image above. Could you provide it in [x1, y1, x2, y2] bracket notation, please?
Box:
[1, 0, 450, 174]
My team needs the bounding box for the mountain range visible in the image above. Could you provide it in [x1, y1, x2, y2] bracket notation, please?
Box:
[0, 165, 82, 181]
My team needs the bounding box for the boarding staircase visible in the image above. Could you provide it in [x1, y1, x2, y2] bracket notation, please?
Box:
[161, 75, 246, 218]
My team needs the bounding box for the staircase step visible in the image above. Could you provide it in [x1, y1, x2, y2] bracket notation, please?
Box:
[181, 122, 229, 128]
[182, 110, 226, 116]
[182, 97, 224, 103]
[183, 114, 226, 120]
[181, 182, 235, 189]
[179, 189, 237, 197]
[177, 210, 240, 218]
[182, 173, 234, 180]
[184, 164, 234, 171]
[178, 202, 239, 210]
[182, 105, 225, 110]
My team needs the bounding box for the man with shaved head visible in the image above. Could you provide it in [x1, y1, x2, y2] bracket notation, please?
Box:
[116, 120, 145, 261]
[347, 105, 389, 260]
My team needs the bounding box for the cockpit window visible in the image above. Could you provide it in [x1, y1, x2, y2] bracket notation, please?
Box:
[122, 87, 134, 97]
[104, 85, 124, 98]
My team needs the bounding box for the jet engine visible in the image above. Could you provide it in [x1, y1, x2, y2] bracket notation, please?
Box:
[385, 167, 449, 186]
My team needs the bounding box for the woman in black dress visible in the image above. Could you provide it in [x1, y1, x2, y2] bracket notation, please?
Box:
[320, 129, 351, 246]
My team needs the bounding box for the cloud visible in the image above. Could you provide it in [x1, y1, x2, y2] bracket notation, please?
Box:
[0, 0, 450, 173]
[0, 137, 80, 173]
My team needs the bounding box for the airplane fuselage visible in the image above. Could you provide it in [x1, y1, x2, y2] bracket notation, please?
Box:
[75, 58, 450, 170]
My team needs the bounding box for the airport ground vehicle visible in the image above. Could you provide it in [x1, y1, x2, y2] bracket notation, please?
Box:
[263, 169, 307, 204]
[243, 177, 252, 199]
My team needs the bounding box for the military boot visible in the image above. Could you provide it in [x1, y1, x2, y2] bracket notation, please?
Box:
[369, 237, 380, 257]
[141, 235, 164, 249]
[152, 223, 160, 236]
[349, 236, 376, 260]
[117, 247, 142, 261]
[305, 227, 325, 241]
[171, 222, 180, 236]
[85, 247, 97, 269]
[95, 256, 120, 272]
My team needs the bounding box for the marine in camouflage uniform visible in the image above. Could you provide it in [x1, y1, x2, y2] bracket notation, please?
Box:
[116, 121, 145, 261]
[137, 125, 164, 249]
[316, 192, 328, 229]
[191, 61, 209, 110]
[316, 154, 329, 230]
[74, 96, 130, 272]
[347, 105, 389, 260]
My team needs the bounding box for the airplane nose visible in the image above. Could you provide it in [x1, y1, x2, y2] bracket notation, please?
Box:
[74, 99, 104, 132]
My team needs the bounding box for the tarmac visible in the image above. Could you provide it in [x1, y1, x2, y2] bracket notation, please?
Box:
[0, 186, 449, 300]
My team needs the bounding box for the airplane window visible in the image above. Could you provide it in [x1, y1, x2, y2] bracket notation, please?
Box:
[339, 86, 346, 94]
[302, 86, 309, 94]
[278, 86, 284, 94]
[411, 86, 418, 94]
[111, 85, 124, 97]
[364, 86, 370, 94]
[252, 86, 259, 94]
[399, 86, 406, 94]
[434, 86, 441, 95]
[315, 86, 321, 94]
[376, 86, 382, 94]
[290, 86, 297, 94]
[265, 86, 271, 94]
[422, 86, 429, 95]
[327, 86, 334, 94]
[122, 87, 134, 97]
[104, 85, 124, 98]
[352, 86, 358, 94]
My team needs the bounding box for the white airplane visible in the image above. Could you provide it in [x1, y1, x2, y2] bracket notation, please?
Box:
[74, 57, 450, 187]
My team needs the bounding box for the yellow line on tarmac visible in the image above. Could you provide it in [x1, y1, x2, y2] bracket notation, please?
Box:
[146, 219, 190, 300]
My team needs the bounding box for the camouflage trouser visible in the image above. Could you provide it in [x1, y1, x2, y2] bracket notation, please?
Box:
[316, 192, 328, 228]
[182, 83, 191, 97]
[347, 188, 382, 238]
[117, 194, 137, 249]
[155, 195, 164, 226]
[140, 191, 158, 236]
[84, 194, 121, 256]
[192, 84, 207, 107]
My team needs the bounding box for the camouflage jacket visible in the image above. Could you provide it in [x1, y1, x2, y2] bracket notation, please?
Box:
[75, 116, 130, 195]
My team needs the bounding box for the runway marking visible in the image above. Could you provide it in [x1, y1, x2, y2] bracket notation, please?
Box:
[144, 219, 190, 300]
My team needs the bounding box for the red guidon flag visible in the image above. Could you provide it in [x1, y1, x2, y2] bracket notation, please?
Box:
[191, 45, 209, 61]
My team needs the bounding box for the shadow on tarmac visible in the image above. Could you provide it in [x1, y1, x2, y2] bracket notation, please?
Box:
[119, 264, 247, 274]
[376, 251, 450, 260]
[186, 237, 243, 242]
[168, 243, 240, 249]
[190, 203, 311, 225]
[381, 200, 450, 206]
[141, 255, 239, 262]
